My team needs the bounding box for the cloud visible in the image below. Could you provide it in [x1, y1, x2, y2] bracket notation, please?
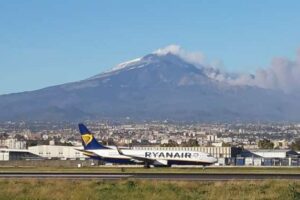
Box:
[155, 45, 300, 93]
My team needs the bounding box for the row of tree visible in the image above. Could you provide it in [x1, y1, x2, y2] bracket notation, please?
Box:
[258, 139, 274, 149]
[254, 138, 300, 151]
[160, 139, 199, 147]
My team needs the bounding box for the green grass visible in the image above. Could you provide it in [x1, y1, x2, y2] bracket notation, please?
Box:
[0, 166, 300, 174]
[0, 179, 299, 200]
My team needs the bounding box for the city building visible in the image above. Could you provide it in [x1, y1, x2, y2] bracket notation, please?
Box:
[0, 138, 26, 149]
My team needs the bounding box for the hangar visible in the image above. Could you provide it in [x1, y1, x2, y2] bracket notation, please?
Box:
[0, 148, 40, 161]
[28, 145, 87, 160]
[239, 149, 299, 166]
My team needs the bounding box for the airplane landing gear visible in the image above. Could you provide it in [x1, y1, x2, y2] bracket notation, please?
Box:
[144, 163, 150, 168]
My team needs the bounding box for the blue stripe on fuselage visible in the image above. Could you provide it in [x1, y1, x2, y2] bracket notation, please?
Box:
[86, 155, 136, 164]
[166, 160, 213, 165]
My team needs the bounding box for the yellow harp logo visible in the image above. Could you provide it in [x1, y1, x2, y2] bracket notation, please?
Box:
[82, 134, 93, 146]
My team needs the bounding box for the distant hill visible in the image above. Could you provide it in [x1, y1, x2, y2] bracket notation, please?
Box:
[0, 52, 299, 122]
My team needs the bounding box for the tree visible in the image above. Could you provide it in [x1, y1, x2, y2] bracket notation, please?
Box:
[14, 134, 25, 140]
[187, 139, 199, 147]
[290, 139, 300, 151]
[222, 142, 231, 147]
[103, 138, 115, 145]
[181, 139, 199, 147]
[160, 140, 178, 147]
[258, 139, 274, 149]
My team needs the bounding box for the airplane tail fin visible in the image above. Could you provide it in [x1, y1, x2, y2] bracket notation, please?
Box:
[78, 123, 109, 150]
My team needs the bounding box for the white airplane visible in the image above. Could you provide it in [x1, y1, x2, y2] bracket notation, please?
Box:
[77, 123, 217, 167]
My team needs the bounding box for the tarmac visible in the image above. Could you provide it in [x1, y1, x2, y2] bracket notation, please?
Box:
[0, 173, 300, 180]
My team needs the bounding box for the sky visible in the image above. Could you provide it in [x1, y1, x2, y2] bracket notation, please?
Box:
[1, 0, 300, 95]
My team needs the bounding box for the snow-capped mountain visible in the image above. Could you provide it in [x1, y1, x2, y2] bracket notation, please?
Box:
[0, 51, 299, 122]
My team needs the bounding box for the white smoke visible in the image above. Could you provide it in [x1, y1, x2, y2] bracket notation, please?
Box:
[154, 45, 205, 66]
[230, 53, 300, 92]
[155, 45, 300, 93]
[255, 56, 300, 92]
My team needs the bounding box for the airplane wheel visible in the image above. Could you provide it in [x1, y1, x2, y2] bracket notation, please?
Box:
[144, 164, 150, 168]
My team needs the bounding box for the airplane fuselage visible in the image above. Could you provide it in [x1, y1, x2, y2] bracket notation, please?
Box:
[86, 148, 217, 166]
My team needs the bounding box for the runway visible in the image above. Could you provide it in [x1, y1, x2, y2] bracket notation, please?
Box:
[0, 173, 300, 180]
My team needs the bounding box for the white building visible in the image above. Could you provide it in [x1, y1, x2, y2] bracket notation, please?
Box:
[272, 140, 289, 149]
[0, 149, 9, 161]
[160, 139, 169, 144]
[207, 135, 218, 142]
[211, 142, 223, 147]
[221, 137, 233, 143]
[28, 145, 87, 160]
[243, 149, 298, 158]
[0, 138, 26, 149]
[0, 148, 39, 161]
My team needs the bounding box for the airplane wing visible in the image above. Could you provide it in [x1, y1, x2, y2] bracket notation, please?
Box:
[75, 149, 104, 159]
[116, 146, 156, 164]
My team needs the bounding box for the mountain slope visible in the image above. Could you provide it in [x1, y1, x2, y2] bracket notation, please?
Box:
[0, 53, 299, 122]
